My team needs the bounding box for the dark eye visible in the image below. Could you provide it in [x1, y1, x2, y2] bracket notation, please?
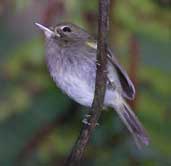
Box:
[62, 26, 72, 32]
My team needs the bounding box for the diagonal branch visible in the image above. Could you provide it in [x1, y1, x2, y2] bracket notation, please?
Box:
[64, 0, 110, 165]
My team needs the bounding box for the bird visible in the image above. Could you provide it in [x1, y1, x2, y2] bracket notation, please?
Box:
[35, 22, 149, 148]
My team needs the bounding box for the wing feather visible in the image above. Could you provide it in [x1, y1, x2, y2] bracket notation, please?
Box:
[107, 48, 135, 100]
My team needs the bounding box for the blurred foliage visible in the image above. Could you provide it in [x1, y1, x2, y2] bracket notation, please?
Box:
[114, 0, 170, 40]
[0, 0, 171, 166]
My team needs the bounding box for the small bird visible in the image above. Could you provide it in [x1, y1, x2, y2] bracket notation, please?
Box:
[35, 22, 149, 148]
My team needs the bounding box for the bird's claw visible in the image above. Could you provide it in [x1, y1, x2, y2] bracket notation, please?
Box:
[82, 114, 99, 126]
[82, 119, 91, 125]
[96, 61, 100, 66]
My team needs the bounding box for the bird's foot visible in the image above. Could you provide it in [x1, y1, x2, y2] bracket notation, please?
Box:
[82, 114, 99, 126]
[82, 118, 91, 125]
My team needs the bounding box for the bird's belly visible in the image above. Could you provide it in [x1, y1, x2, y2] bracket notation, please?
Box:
[52, 71, 94, 107]
[46, 52, 119, 108]
[52, 73, 119, 108]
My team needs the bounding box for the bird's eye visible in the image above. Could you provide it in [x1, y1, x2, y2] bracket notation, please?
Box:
[62, 26, 72, 32]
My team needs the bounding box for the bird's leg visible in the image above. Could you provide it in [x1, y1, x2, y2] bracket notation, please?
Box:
[96, 62, 101, 66]
[82, 113, 91, 125]
[82, 113, 99, 126]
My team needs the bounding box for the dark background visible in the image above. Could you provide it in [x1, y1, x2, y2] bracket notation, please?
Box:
[0, 0, 170, 165]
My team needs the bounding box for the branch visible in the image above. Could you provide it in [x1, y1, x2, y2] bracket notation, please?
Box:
[64, 0, 110, 165]
[129, 35, 140, 110]
[42, 0, 65, 26]
[15, 104, 78, 166]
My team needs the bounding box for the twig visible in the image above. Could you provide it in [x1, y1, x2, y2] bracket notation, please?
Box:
[129, 35, 140, 110]
[42, 0, 65, 25]
[64, 0, 110, 165]
[15, 104, 78, 166]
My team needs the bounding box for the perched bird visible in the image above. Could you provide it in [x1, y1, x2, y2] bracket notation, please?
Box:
[35, 23, 149, 148]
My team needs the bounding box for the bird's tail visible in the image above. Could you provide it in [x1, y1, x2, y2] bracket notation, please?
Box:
[112, 99, 149, 148]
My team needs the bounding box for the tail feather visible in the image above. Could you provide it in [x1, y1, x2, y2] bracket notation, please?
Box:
[113, 100, 149, 148]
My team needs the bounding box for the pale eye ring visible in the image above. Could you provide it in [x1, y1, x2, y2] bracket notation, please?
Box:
[62, 26, 72, 32]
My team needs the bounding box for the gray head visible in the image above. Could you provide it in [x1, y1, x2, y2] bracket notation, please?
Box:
[35, 23, 91, 44]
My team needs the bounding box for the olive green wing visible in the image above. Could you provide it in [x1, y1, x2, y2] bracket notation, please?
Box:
[107, 48, 135, 100]
[85, 40, 135, 100]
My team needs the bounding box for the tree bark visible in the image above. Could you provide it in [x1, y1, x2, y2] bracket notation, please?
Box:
[64, 0, 110, 165]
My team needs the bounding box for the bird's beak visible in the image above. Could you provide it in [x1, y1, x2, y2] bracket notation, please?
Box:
[35, 23, 56, 38]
